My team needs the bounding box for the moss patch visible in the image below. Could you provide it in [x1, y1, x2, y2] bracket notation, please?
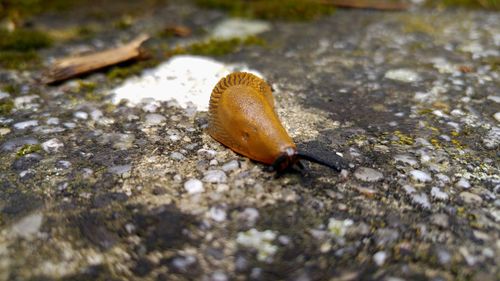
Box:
[0, 99, 15, 115]
[0, 51, 41, 70]
[170, 36, 266, 57]
[0, 28, 52, 52]
[195, 0, 335, 21]
[16, 144, 42, 157]
[0, 28, 51, 70]
[428, 0, 500, 9]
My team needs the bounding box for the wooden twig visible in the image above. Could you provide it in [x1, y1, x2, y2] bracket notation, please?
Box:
[43, 34, 150, 84]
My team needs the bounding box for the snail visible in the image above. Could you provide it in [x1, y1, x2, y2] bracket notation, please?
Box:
[208, 72, 347, 172]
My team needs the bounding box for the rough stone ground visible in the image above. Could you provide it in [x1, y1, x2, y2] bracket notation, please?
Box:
[1, 1, 499, 281]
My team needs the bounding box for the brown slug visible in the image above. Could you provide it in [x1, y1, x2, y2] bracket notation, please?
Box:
[208, 72, 346, 172]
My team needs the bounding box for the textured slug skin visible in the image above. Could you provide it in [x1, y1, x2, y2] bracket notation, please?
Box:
[208, 72, 296, 165]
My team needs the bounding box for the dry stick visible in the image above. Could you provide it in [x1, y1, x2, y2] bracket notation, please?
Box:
[43, 34, 150, 84]
[320, 0, 410, 11]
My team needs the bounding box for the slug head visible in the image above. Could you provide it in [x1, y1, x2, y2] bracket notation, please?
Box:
[270, 146, 300, 172]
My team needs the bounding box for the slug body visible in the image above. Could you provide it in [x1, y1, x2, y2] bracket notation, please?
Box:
[208, 72, 298, 170]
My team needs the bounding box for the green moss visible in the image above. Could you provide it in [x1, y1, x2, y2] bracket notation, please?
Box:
[106, 59, 160, 81]
[113, 15, 133, 30]
[0, 0, 88, 21]
[0, 99, 15, 115]
[195, 0, 335, 21]
[392, 130, 415, 145]
[170, 36, 266, 57]
[0, 28, 52, 52]
[428, 0, 499, 9]
[0, 51, 42, 70]
[16, 144, 42, 157]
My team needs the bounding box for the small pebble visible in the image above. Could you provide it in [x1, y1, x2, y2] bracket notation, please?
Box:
[494, 112, 500, 122]
[409, 170, 432, 182]
[74, 111, 88, 120]
[430, 187, 449, 201]
[384, 69, 421, 83]
[373, 251, 387, 266]
[209, 206, 227, 222]
[197, 149, 217, 160]
[0, 128, 11, 136]
[222, 160, 239, 172]
[184, 179, 204, 194]
[456, 178, 471, 189]
[394, 154, 418, 166]
[171, 255, 197, 272]
[108, 164, 132, 176]
[144, 113, 166, 125]
[0, 91, 10, 99]
[13, 120, 38, 130]
[170, 152, 185, 160]
[203, 170, 227, 183]
[411, 193, 431, 209]
[56, 160, 72, 169]
[42, 138, 64, 153]
[354, 167, 384, 182]
[459, 192, 482, 204]
[430, 213, 449, 228]
[46, 117, 60, 125]
[211, 271, 228, 281]
[11, 212, 43, 239]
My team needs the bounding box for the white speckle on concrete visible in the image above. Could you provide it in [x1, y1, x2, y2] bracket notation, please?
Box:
[456, 178, 471, 189]
[211, 271, 228, 281]
[170, 151, 185, 160]
[373, 251, 388, 266]
[46, 117, 60, 125]
[14, 95, 38, 108]
[236, 228, 277, 261]
[0, 127, 11, 136]
[203, 170, 227, 183]
[197, 148, 217, 160]
[13, 120, 38, 130]
[411, 193, 431, 209]
[97, 133, 135, 150]
[394, 154, 418, 166]
[459, 192, 482, 205]
[108, 164, 132, 176]
[110, 55, 263, 111]
[384, 69, 421, 83]
[184, 179, 204, 194]
[482, 127, 500, 149]
[63, 122, 76, 129]
[354, 167, 384, 182]
[41, 138, 64, 153]
[431, 187, 449, 201]
[74, 111, 88, 120]
[0, 91, 10, 99]
[327, 218, 354, 237]
[435, 174, 450, 184]
[487, 95, 500, 103]
[11, 212, 43, 239]
[209, 206, 227, 222]
[403, 185, 416, 195]
[409, 170, 432, 182]
[493, 112, 500, 122]
[212, 18, 270, 39]
[90, 109, 103, 121]
[144, 113, 166, 126]
[239, 208, 259, 226]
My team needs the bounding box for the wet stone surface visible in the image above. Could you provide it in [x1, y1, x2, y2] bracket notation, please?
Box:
[0, 1, 499, 281]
